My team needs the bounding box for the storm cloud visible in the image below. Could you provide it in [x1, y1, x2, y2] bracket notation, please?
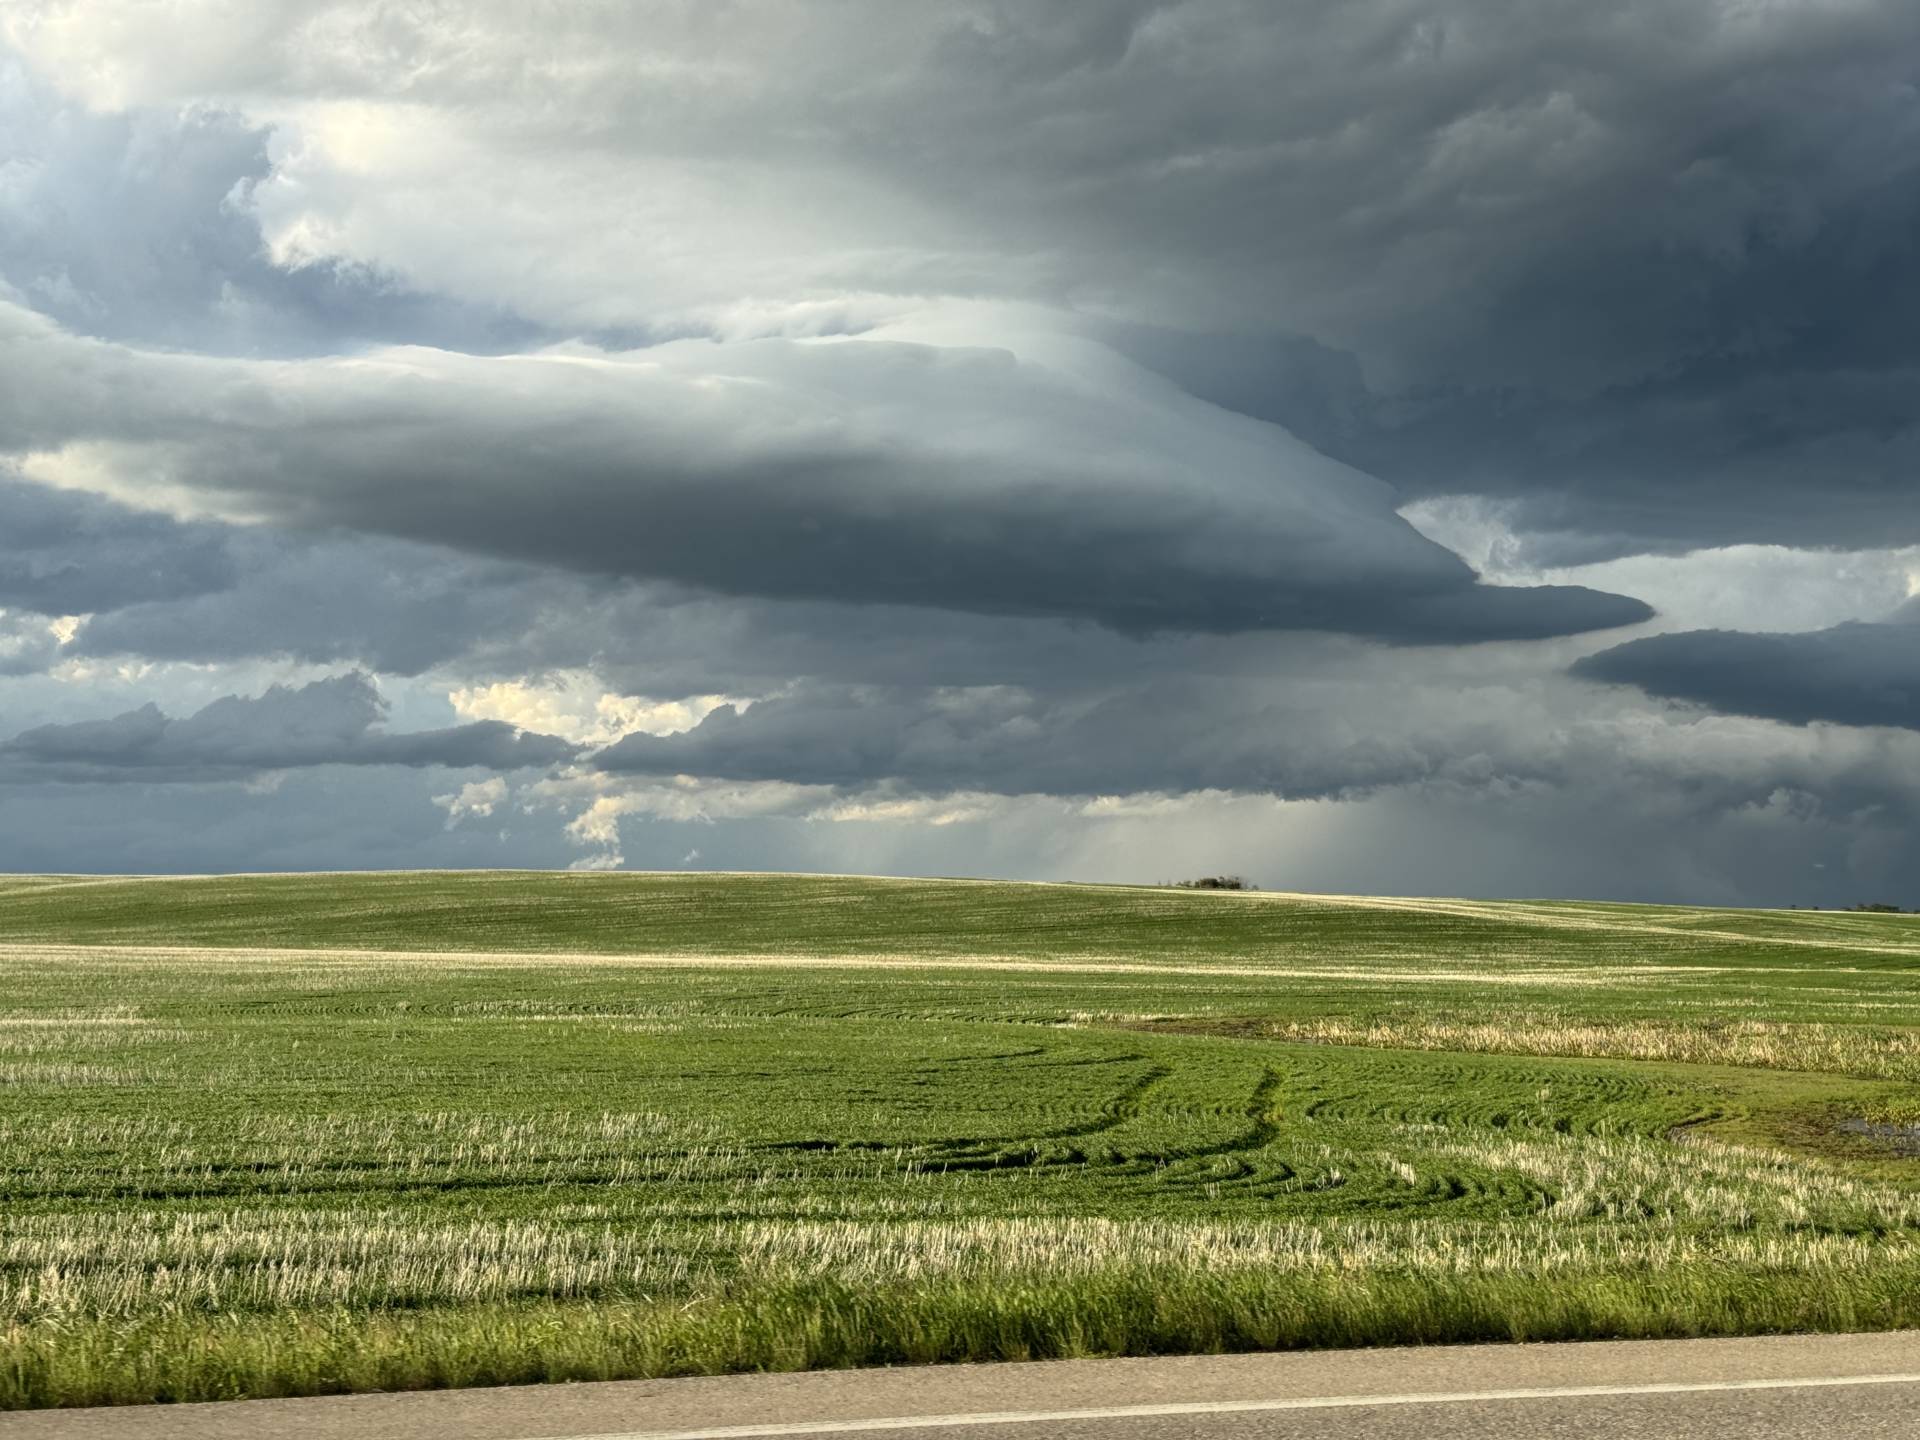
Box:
[10, 0, 1917, 553]
[595, 683, 1478, 801]
[0, 475, 236, 616]
[0, 302, 1646, 641]
[1576, 602, 1920, 731]
[2, 3, 1919, 901]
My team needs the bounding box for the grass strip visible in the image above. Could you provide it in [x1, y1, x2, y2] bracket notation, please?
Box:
[11, 1261, 1920, 1409]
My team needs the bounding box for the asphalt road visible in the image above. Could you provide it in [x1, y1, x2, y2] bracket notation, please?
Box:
[3, 1331, 1916, 1439]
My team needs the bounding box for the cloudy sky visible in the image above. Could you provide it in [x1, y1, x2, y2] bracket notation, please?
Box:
[3, 1, 1918, 902]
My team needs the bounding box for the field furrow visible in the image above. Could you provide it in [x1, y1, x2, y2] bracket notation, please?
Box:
[0, 872, 1916, 1409]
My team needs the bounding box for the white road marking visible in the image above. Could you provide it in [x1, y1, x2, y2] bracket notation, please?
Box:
[534, 1372, 1920, 1439]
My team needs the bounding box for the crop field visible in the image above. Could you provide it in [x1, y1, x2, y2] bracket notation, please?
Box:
[1, 871, 1918, 1409]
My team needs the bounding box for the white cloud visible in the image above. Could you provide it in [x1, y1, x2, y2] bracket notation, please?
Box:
[1406, 496, 1920, 634]
[567, 851, 624, 871]
[0, 609, 72, 672]
[809, 791, 1012, 827]
[448, 672, 737, 747]
[433, 775, 507, 828]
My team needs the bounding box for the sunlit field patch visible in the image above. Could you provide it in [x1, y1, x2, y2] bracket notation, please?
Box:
[0, 872, 1916, 1407]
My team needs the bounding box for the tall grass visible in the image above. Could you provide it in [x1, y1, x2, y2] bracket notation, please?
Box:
[11, 1258, 1920, 1410]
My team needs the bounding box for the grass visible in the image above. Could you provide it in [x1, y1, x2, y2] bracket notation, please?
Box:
[0, 871, 1917, 1408]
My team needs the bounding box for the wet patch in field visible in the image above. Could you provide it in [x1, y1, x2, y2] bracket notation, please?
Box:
[1841, 1119, 1920, 1156]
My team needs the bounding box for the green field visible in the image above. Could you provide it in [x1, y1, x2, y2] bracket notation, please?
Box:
[2, 871, 1918, 1409]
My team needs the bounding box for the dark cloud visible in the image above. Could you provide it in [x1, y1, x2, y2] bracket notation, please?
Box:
[0, 475, 236, 615]
[597, 681, 1525, 801]
[73, 529, 599, 677]
[86, 0, 1915, 386]
[9, 2, 1920, 561]
[0, 766, 574, 873]
[583, 673, 1920, 906]
[1125, 332, 1920, 561]
[0, 474, 608, 678]
[1047, 0, 1920, 557]
[1, 673, 578, 781]
[0, 305, 1647, 643]
[8, 474, 1327, 697]
[1574, 603, 1920, 731]
[2, 3, 1919, 896]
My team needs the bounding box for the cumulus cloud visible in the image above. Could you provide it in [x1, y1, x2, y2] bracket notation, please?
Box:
[433, 776, 507, 828]
[448, 673, 735, 747]
[0, 608, 73, 676]
[0, 52, 538, 355]
[1, 672, 578, 781]
[1574, 601, 1920, 731]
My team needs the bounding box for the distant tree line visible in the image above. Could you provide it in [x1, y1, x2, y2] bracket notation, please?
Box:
[1167, 875, 1254, 891]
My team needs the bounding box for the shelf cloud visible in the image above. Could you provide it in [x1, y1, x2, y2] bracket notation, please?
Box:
[1, 2, 1917, 899]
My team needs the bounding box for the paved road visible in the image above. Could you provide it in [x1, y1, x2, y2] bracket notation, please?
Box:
[3, 1332, 1916, 1439]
